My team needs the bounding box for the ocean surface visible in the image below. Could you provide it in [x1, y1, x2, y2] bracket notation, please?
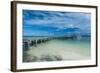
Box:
[23, 36, 91, 62]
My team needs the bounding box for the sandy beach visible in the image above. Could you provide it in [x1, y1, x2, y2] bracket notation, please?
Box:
[23, 39, 91, 62]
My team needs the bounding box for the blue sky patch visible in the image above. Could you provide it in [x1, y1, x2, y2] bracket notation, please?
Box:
[23, 10, 91, 37]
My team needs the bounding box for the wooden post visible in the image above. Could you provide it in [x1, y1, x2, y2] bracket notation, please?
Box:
[23, 40, 29, 51]
[41, 39, 42, 43]
[35, 40, 37, 47]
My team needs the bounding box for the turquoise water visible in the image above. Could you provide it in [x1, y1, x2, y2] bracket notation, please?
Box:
[23, 37, 91, 62]
[55, 39, 91, 56]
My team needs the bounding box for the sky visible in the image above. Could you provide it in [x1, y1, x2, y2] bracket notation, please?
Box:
[23, 10, 91, 37]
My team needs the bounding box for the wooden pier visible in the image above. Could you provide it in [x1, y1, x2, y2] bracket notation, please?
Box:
[23, 35, 81, 51]
[23, 38, 51, 51]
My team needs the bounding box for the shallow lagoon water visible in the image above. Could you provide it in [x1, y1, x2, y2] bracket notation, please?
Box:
[23, 38, 91, 62]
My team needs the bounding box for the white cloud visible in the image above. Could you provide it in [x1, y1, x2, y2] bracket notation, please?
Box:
[24, 11, 91, 33]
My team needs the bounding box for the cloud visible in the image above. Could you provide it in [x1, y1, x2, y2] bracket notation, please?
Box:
[23, 10, 91, 36]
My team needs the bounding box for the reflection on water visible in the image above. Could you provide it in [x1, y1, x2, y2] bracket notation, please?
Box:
[23, 36, 91, 62]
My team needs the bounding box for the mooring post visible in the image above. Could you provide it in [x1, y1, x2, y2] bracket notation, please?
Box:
[35, 40, 37, 47]
[41, 39, 42, 43]
[24, 40, 29, 51]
